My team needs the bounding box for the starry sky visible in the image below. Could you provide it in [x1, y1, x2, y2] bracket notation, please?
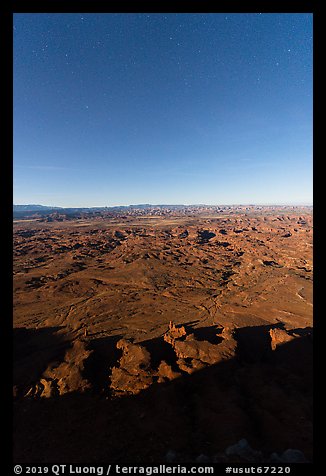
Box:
[13, 13, 313, 207]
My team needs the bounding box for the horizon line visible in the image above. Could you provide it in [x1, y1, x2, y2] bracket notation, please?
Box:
[13, 202, 313, 208]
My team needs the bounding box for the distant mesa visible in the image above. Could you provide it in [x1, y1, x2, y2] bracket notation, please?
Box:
[13, 203, 313, 221]
[13, 204, 63, 211]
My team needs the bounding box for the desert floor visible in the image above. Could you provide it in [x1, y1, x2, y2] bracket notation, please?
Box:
[13, 210, 313, 463]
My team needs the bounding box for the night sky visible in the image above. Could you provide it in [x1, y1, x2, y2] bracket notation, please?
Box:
[13, 13, 312, 207]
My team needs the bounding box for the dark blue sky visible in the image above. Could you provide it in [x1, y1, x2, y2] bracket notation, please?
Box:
[14, 13, 312, 207]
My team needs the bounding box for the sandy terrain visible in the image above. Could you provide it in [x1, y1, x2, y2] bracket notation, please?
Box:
[13, 209, 313, 464]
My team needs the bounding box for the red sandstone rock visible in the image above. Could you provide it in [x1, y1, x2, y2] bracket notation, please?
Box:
[269, 328, 296, 351]
[110, 339, 154, 394]
[157, 360, 181, 382]
[164, 322, 187, 345]
[42, 339, 93, 395]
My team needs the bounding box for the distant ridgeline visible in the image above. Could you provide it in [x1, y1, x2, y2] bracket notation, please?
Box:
[13, 203, 190, 218]
[13, 204, 106, 219]
[13, 204, 312, 220]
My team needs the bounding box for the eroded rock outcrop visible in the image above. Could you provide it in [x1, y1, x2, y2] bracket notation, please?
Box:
[157, 360, 182, 383]
[163, 322, 237, 374]
[163, 321, 187, 345]
[110, 322, 238, 389]
[110, 339, 154, 395]
[25, 339, 93, 398]
[269, 328, 296, 351]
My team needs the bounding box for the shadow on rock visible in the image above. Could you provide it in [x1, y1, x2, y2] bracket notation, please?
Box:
[13, 323, 313, 464]
[13, 326, 71, 397]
